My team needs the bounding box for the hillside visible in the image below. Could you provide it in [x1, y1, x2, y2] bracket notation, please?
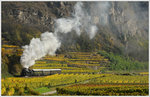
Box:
[1, 1, 149, 76]
[2, 1, 148, 61]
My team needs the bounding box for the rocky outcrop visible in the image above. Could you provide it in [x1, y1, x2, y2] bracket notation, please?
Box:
[2, 2, 75, 32]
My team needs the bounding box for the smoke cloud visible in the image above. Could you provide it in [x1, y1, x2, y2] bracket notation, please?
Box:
[54, 2, 98, 39]
[20, 32, 61, 68]
[21, 2, 98, 68]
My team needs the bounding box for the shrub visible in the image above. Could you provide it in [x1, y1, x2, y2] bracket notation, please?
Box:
[18, 88, 25, 95]
[7, 88, 15, 96]
[98, 51, 148, 71]
[1, 87, 6, 95]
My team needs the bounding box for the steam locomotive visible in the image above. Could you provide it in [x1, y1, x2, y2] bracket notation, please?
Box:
[21, 68, 61, 77]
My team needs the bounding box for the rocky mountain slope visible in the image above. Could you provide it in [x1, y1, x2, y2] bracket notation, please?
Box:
[2, 1, 148, 61]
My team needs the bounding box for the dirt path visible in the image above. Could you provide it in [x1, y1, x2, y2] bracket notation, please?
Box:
[42, 76, 104, 95]
[41, 80, 92, 95]
[42, 90, 57, 95]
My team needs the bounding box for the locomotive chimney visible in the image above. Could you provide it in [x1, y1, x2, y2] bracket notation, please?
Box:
[21, 68, 32, 77]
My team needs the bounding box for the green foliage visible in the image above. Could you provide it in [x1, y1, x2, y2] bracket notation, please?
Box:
[98, 51, 148, 72]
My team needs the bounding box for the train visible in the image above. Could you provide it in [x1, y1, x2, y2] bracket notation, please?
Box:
[21, 68, 61, 77]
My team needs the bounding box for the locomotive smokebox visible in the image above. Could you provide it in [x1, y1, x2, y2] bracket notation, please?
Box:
[21, 68, 33, 77]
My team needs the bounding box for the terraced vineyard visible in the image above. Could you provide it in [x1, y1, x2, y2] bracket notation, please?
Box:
[1, 52, 149, 96]
[30, 52, 109, 74]
[56, 69, 149, 96]
[57, 84, 149, 96]
[1, 74, 109, 96]
[88, 75, 149, 84]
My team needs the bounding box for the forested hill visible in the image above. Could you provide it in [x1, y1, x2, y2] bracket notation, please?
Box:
[2, 1, 148, 61]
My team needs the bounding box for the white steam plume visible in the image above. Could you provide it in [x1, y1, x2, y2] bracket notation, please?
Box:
[21, 2, 98, 68]
[20, 32, 61, 68]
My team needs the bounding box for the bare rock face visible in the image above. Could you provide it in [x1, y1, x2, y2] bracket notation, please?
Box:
[2, 2, 75, 32]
